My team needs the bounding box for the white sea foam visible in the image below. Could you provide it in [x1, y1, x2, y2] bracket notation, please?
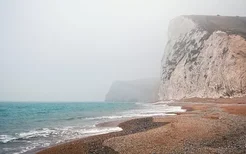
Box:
[0, 135, 17, 143]
[0, 126, 123, 154]
[15, 145, 37, 154]
[79, 127, 122, 135]
[85, 103, 185, 121]
[18, 128, 56, 139]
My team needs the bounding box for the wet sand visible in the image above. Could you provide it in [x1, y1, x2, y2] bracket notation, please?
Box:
[37, 97, 246, 154]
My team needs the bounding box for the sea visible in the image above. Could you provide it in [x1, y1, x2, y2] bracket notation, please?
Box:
[0, 101, 185, 154]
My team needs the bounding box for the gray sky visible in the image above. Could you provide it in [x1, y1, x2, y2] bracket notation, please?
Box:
[1, 0, 246, 102]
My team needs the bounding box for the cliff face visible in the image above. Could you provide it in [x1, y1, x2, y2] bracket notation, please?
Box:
[159, 15, 246, 100]
[105, 78, 159, 102]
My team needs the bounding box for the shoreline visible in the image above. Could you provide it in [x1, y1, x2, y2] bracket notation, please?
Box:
[36, 117, 169, 154]
[25, 102, 184, 154]
[37, 97, 246, 154]
[33, 115, 177, 154]
[34, 106, 182, 154]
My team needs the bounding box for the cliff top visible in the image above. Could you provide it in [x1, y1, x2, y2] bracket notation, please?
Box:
[184, 15, 246, 38]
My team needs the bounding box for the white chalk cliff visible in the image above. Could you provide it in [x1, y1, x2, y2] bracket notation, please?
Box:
[159, 15, 246, 100]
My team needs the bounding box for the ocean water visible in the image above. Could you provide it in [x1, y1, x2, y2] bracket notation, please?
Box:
[0, 102, 185, 154]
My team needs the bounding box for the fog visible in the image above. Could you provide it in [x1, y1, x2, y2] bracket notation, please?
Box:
[1, 0, 245, 101]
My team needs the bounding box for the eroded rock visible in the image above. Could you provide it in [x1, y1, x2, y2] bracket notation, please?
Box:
[159, 15, 246, 100]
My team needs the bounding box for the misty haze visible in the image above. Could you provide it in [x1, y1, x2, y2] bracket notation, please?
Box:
[1, 0, 246, 154]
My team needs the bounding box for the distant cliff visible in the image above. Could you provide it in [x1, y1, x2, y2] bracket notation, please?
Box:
[105, 78, 159, 102]
[159, 15, 246, 100]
